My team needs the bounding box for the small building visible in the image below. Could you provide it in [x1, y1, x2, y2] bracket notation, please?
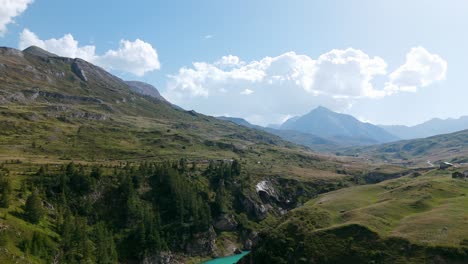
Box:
[439, 162, 454, 170]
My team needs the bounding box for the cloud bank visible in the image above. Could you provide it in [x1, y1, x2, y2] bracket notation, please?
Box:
[0, 0, 33, 36]
[19, 29, 160, 76]
[164, 47, 447, 125]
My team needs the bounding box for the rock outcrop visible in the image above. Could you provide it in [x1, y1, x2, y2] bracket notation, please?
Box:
[125, 81, 168, 102]
[71, 59, 88, 82]
[214, 214, 238, 231]
[184, 226, 218, 257]
[142, 252, 183, 264]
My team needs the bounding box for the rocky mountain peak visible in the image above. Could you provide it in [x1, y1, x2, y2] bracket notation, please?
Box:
[23, 46, 59, 58]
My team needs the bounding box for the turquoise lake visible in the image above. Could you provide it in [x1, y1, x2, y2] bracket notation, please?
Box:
[202, 251, 249, 264]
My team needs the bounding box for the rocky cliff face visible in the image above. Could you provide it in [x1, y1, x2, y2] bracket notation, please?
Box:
[125, 81, 167, 102]
[184, 226, 218, 257]
[214, 214, 238, 231]
[142, 252, 183, 264]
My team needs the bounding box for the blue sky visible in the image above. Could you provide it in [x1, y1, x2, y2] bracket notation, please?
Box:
[1, 0, 467, 126]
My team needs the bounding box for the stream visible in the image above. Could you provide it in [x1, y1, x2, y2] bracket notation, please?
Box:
[202, 251, 250, 264]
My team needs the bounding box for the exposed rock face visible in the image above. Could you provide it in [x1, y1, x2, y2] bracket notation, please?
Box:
[237, 180, 282, 221]
[256, 180, 279, 203]
[38, 91, 103, 104]
[69, 111, 108, 121]
[240, 230, 259, 251]
[240, 196, 268, 220]
[184, 226, 218, 257]
[142, 252, 182, 264]
[125, 81, 167, 102]
[0, 47, 24, 58]
[72, 59, 88, 82]
[214, 214, 238, 231]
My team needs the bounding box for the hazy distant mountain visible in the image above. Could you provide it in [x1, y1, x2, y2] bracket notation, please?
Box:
[217, 116, 339, 151]
[266, 124, 281, 129]
[380, 116, 468, 139]
[281, 106, 399, 145]
[342, 128, 468, 166]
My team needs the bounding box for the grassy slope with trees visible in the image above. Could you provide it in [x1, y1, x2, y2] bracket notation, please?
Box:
[1, 46, 466, 263]
[242, 169, 468, 263]
[0, 46, 391, 263]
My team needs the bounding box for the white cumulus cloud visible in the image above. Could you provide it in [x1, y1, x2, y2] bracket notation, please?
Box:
[385, 46, 447, 92]
[96, 39, 160, 76]
[164, 47, 447, 125]
[18, 29, 160, 76]
[19, 29, 96, 61]
[215, 55, 244, 67]
[308, 48, 388, 98]
[0, 0, 33, 36]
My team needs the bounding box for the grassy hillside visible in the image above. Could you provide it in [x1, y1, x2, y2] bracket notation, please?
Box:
[341, 129, 468, 166]
[2, 46, 463, 264]
[0, 46, 397, 263]
[0, 46, 311, 165]
[243, 169, 468, 263]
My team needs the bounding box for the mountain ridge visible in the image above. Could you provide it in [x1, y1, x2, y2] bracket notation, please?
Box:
[380, 116, 468, 139]
[280, 106, 399, 145]
[125, 80, 168, 102]
[217, 116, 340, 151]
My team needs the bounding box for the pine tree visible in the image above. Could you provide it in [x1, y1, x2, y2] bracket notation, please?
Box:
[215, 181, 228, 214]
[0, 175, 12, 208]
[25, 191, 45, 224]
[94, 222, 117, 264]
[231, 159, 241, 176]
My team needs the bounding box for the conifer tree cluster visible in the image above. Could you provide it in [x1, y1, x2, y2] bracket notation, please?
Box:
[16, 159, 247, 262]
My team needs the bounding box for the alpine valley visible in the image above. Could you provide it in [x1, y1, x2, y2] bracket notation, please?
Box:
[0, 45, 467, 264]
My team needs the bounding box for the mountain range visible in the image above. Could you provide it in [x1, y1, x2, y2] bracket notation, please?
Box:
[0, 45, 354, 263]
[220, 107, 400, 151]
[217, 116, 339, 151]
[281, 106, 399, 144]
[380, 116, 468, 139]
[342, 128, 468, 166]
[224, 107, 468, 155]
[1, 45, 467, 264]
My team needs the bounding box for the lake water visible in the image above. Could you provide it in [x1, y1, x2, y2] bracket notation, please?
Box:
[202, 251, 250, 264]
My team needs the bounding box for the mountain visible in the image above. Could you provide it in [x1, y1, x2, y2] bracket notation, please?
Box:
[1, 45, 464, 264]
[1, 45, 301, 161]
[23, 45, 59, 58]
[266, 123, 281, 129]
[125, 80, 167, 102]
[380, 116, 468, 139]
[217, 116, 256, 128]
[218, 116, 339, 151]
[342, 128, 468, 166]
[1, 46, 377, 263]
[280, 106, 400, 145]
